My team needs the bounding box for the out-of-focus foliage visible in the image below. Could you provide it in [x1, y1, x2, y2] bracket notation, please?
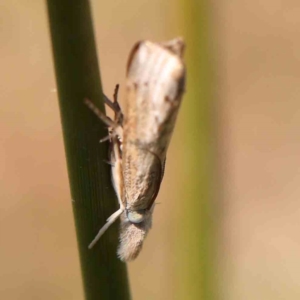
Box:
[175, 1, 217, 299]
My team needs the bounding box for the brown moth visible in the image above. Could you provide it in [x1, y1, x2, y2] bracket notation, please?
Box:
[85, 37, 186, 261]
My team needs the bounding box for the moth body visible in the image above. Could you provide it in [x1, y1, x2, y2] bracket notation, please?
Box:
[86, 38, 186, 261]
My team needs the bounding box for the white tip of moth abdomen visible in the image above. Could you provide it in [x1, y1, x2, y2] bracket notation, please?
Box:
[117, 215, 152, 261]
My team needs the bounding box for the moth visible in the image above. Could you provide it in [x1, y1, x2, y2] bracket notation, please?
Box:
[85, 37, 186, 261]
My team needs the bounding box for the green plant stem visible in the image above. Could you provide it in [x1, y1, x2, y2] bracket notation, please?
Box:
[46, 1, 131, 299]
[177, 0, 218, 299]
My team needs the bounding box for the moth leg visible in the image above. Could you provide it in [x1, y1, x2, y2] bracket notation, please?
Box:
[84, 98, 115, 127]
[103, 84, 124, 126]
[85, 97, 125, 250]
[99, 135, 111, 143]
[110, 136, 125, 208]
[88, 207, 124, 249]
[87, 139, 123, 249]
[84, 97, 123, 142]
[113, 84, 122, 116]
[103, 84, 121, 112]
[103, 159, 115, 167]
[103, 94, 115, 111]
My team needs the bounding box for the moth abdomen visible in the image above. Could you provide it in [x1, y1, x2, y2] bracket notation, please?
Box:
[117, 214, 152, 261]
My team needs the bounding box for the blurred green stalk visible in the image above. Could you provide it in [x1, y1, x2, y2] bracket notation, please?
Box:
[177, 1, 218, 299]
[46, 1, 131, 299]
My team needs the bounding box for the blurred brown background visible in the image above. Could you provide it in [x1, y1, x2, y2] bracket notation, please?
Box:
[1, 1, 300, 299]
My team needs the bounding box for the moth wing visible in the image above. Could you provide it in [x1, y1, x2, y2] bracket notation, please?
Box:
[124, 40, 185, 159]
[122, 39, 185, 209]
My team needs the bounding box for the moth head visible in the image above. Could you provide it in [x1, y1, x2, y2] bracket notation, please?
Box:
[117, 209, 153, 261]
[126, 209, 146, 223]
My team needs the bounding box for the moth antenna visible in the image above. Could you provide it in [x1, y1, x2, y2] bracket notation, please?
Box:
[106, 207, 123, 222]
[88, 207, 124, 249]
